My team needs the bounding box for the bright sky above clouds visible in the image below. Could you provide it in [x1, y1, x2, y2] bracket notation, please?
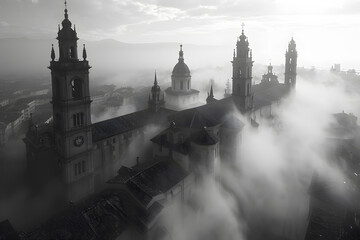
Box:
[1, 0, 360, 69]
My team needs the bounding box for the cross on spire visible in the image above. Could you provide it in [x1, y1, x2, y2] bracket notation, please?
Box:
[241, 23, 245, 34]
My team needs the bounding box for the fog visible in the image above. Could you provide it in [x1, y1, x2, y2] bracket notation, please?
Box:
[156, 72, 360, 240]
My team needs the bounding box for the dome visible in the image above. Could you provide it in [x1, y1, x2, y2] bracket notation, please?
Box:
[172, 44, 191, 77]
[172, 61, 190, 77]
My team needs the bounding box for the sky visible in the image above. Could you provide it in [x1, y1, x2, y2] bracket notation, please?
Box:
[1, 0, 360, 69]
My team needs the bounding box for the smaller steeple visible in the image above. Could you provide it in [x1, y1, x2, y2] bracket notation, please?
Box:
[82, 44, 87, 60]
[206, 84, 216, 104]
[51, 44, 55, 61]
[149, 70, 164, 112]
[154, 70, 158, 86]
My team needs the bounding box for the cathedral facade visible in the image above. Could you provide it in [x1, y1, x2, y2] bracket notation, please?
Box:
[24, 5, 297, 204]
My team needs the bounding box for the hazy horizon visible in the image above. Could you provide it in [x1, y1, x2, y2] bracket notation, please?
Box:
[1, 0, 360, 70]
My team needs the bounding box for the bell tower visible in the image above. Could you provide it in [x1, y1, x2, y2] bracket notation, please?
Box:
[50, 1, 93, 201]
[285, 37, 297, 88]
[148, 71, 164, 112]
[232, 23, 254, 113]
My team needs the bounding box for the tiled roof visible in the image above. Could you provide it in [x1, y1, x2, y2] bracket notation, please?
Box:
[192, 128, 218, 146]
[22, 190, 136, 240]
[92, 107, 175, 142]
[167, 97, 236, 129]
[126, 160, 189, 206]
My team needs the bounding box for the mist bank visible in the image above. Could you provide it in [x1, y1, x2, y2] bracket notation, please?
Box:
[0, 38, 231, 83]
[156, 72, 360, 240]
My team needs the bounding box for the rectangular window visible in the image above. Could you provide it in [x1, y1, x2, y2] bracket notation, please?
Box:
[73, 112, 84, 127]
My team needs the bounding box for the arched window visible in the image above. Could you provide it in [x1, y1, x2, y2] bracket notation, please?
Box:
[187, 80, 190, 89]
[71, 79, 83, 98]
[69, 46, 75, 59]
[247, 83, 250, 95]
[180, 81, 183, 90]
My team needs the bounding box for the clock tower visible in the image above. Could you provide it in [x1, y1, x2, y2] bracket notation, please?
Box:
[50, 2, 94, 201]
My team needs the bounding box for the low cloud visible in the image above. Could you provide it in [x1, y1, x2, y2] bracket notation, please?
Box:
[156, 71, 360, 240]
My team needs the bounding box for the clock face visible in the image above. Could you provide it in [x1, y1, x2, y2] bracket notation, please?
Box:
[74, 136, 84, 147]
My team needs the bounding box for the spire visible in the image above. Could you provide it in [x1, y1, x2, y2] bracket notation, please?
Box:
[206, 84, 216, 104]
[154, 71, 158, 85]
[51, 44, 55, 61]
[179, 44, 184, 60]
[209, 84, 214, 98]
[82, 44, 87, 60]
[61, 0, 72, 28]
[64, 0, 68, 19]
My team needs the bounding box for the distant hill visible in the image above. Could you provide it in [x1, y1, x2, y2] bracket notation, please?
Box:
[0, 38, 232, 86]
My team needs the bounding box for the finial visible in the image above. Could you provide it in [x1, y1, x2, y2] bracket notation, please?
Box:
[82, 44, 87, 60]
[179, 44, 184, 60]
[233, 49, 235, 58]
[154, 70, 158, 85]
[241, 22, 245, 35]
[74, 24, 76, 32]
[64, 0, 68, 19]
[51, 44, 55, 61]
[58, 24, 60, 31]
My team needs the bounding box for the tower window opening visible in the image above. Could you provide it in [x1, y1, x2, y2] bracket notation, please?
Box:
[180, 81, 183, 90]
[69, 46, 75, 59]
[187, 80, 190, 89]
[73, 112, 84, 127]
[71, 79, 83, 98]
[247, 83, 250, 96]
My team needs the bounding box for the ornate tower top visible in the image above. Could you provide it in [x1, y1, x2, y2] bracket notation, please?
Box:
[149, 71, 164, 112]
[56, 0, 80, 62]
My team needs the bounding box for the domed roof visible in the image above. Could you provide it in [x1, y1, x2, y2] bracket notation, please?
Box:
[172, 61, 190, 77]
[172, 45, 191, 77]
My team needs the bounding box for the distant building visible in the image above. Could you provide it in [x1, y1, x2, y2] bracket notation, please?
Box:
[165, 45, 200, 110]
[285, 38, 297, 88]
[261, 63, 279, 86]
[331, 63, 341, 72]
